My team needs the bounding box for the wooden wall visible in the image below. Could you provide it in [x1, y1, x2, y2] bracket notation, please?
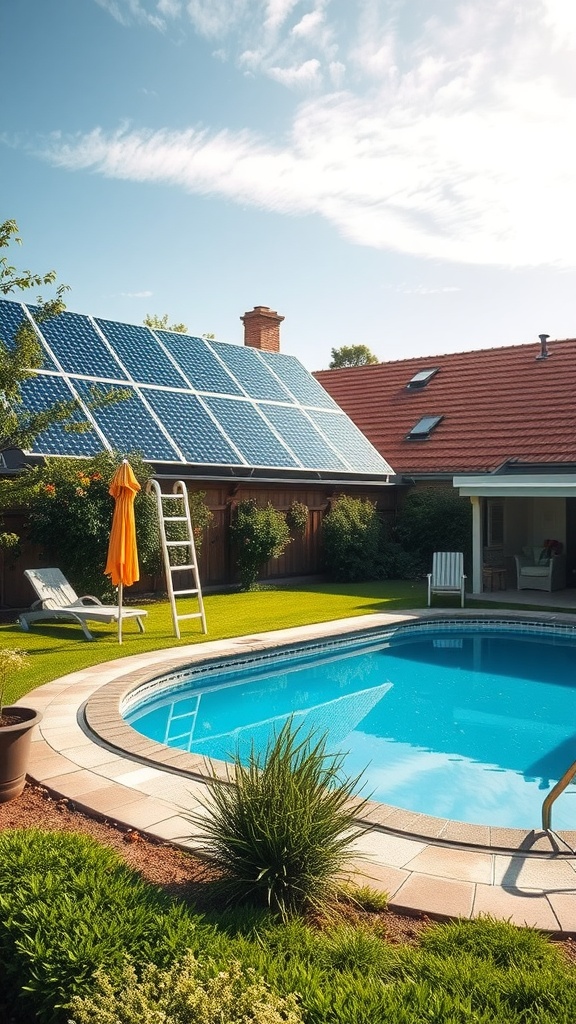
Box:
[1, 481, 398, 608]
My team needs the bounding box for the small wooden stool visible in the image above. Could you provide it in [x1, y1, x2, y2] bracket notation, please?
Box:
[482, 567, 507, 591]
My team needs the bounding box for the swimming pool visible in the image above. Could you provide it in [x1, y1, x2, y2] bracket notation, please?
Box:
[124, 620, 576, 831]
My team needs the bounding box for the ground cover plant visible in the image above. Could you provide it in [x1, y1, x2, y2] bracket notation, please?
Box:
[0, 819, 575, 1024]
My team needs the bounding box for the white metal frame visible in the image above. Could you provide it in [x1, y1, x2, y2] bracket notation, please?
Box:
[148, 479, 207, 639]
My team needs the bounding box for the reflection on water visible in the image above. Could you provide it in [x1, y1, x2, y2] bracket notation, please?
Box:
[126, 629, 576, 829]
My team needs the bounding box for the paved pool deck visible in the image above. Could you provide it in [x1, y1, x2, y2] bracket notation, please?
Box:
[19, 609, 576, 936]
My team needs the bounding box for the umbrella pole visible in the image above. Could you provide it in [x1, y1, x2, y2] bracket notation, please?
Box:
[118, 582, 123, 644]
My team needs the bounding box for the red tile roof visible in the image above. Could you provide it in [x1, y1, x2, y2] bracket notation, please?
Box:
[314, 339, 576, 475]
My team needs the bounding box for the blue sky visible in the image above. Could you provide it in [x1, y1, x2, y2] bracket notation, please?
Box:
[2, 0, 576, 370]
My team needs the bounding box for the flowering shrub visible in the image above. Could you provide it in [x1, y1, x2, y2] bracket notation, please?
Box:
[6, 453, 162, 599]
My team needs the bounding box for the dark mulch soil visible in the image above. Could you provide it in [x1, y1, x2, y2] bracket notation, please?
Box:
[1, 783, 574, 963]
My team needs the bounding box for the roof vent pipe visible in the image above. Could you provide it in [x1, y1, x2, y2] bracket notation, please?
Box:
[536, 334, 550, 360]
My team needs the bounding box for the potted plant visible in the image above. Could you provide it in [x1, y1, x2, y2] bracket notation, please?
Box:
[0, 649, 42, 803]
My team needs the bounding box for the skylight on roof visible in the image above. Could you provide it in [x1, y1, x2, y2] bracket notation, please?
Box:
[406, 368, 438, 389]
[406, 415, 443, 439]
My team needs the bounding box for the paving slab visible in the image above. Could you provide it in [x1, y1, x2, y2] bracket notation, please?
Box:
[472, 885, 560, 931]
[391, 873, 475, 920]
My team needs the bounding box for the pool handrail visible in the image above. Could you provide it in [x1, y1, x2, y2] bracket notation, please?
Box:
[542, 759, 576, 830]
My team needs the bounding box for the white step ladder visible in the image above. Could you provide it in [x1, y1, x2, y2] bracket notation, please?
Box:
[148, 479, 207, 639]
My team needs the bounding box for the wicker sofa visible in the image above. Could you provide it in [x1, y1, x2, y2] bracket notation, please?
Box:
[514, 545, 566, 592]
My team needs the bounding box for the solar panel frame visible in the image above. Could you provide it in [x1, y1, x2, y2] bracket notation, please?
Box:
[202, 396, 301, 468]
[73, 380, 183, 462]
[29, 308, 130, 380]
[2, 300, 394, 480]
[260, 404, 350, 471]
[0, 301, 59, 371]
[22, 374, 104, 457]
[258, 350, 339, 409]
[153, 330, 245, 396]
[210, 340, 296, 402]
[95, 318, 190, 388]
[307, 409, 395, 474]
[144, 388, 245, 465]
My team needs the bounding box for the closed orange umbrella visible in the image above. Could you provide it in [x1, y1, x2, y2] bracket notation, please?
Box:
[104, 460, 141, 643]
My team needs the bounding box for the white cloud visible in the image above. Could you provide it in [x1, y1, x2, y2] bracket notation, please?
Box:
[541, 0, 576, 48]
[120, 290, 154, 297]
[53, 1, 576, 268]
[268, 58, 321, 86]
[185, 0, 250, 38]
[393, 284, 461, 295]
[94, 0, 167, 29]
[292, 10, 324, 38]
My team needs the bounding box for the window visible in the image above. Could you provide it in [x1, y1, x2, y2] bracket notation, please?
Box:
[487, 500, 504, 547]
[406, 368, 439, 389]
[406, 415, 443, 439]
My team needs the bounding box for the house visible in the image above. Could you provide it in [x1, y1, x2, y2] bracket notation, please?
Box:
[314, 334, 576, 594]
[0, 301, 396, 603]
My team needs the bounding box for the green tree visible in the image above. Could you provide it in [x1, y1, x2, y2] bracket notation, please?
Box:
[328, 344, 379, 368]
[143, 313, 188, 333]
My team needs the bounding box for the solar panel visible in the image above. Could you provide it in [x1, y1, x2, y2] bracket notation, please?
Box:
[212, 342, 295, 402]
[3, 300, 393, 479]
[144, 389, 243, 464]
[95, 319, 188, 388]
[0, 301, 58, 371]
[203, 396, 299, 468]
[73, 381, 181, 461]
[258, 351, 338, 409]
[154, 331, 244, 396]
[29, 308, 129, 380]
[22, 375, 102, 456]
[308, 410, 394, 474]
[261, 404, 349, 471]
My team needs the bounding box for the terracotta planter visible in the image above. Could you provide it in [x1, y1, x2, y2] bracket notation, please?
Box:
[0, 706, 42, 803]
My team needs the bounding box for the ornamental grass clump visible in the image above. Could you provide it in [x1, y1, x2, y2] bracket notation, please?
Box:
[192, 719, 369, 920]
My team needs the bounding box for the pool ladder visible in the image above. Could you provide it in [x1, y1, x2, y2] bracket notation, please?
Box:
[148, 479, 207, 639]
[542, 759, 576, 832]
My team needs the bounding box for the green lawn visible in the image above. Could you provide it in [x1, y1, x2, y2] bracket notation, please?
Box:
[0, 578, 558, 703]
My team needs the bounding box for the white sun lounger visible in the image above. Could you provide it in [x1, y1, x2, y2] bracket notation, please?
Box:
[19, 568, 148, 641]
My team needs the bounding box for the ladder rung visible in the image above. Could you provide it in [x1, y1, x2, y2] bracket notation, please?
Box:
[164, 516, 187, 522]
[159, 493, 184, 500]
[177, 612, 204, 621]
[166, 539, 192, 547]
[173, 588, 199, 596]
[169, 563, 195, 572]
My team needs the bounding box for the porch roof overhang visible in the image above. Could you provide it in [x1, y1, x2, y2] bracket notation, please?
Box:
[453, 473, 576, 498]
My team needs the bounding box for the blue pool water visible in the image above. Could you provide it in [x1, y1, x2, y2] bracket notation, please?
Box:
[125, 623, 576, 830]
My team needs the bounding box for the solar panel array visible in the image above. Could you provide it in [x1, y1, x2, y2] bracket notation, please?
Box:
[0, 301, 394, 478]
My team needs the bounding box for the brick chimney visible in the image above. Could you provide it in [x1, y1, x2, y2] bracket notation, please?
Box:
[241, 306, 284, 352]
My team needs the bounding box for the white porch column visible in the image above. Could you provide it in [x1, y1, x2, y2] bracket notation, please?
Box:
[470, 495, 482, 594]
